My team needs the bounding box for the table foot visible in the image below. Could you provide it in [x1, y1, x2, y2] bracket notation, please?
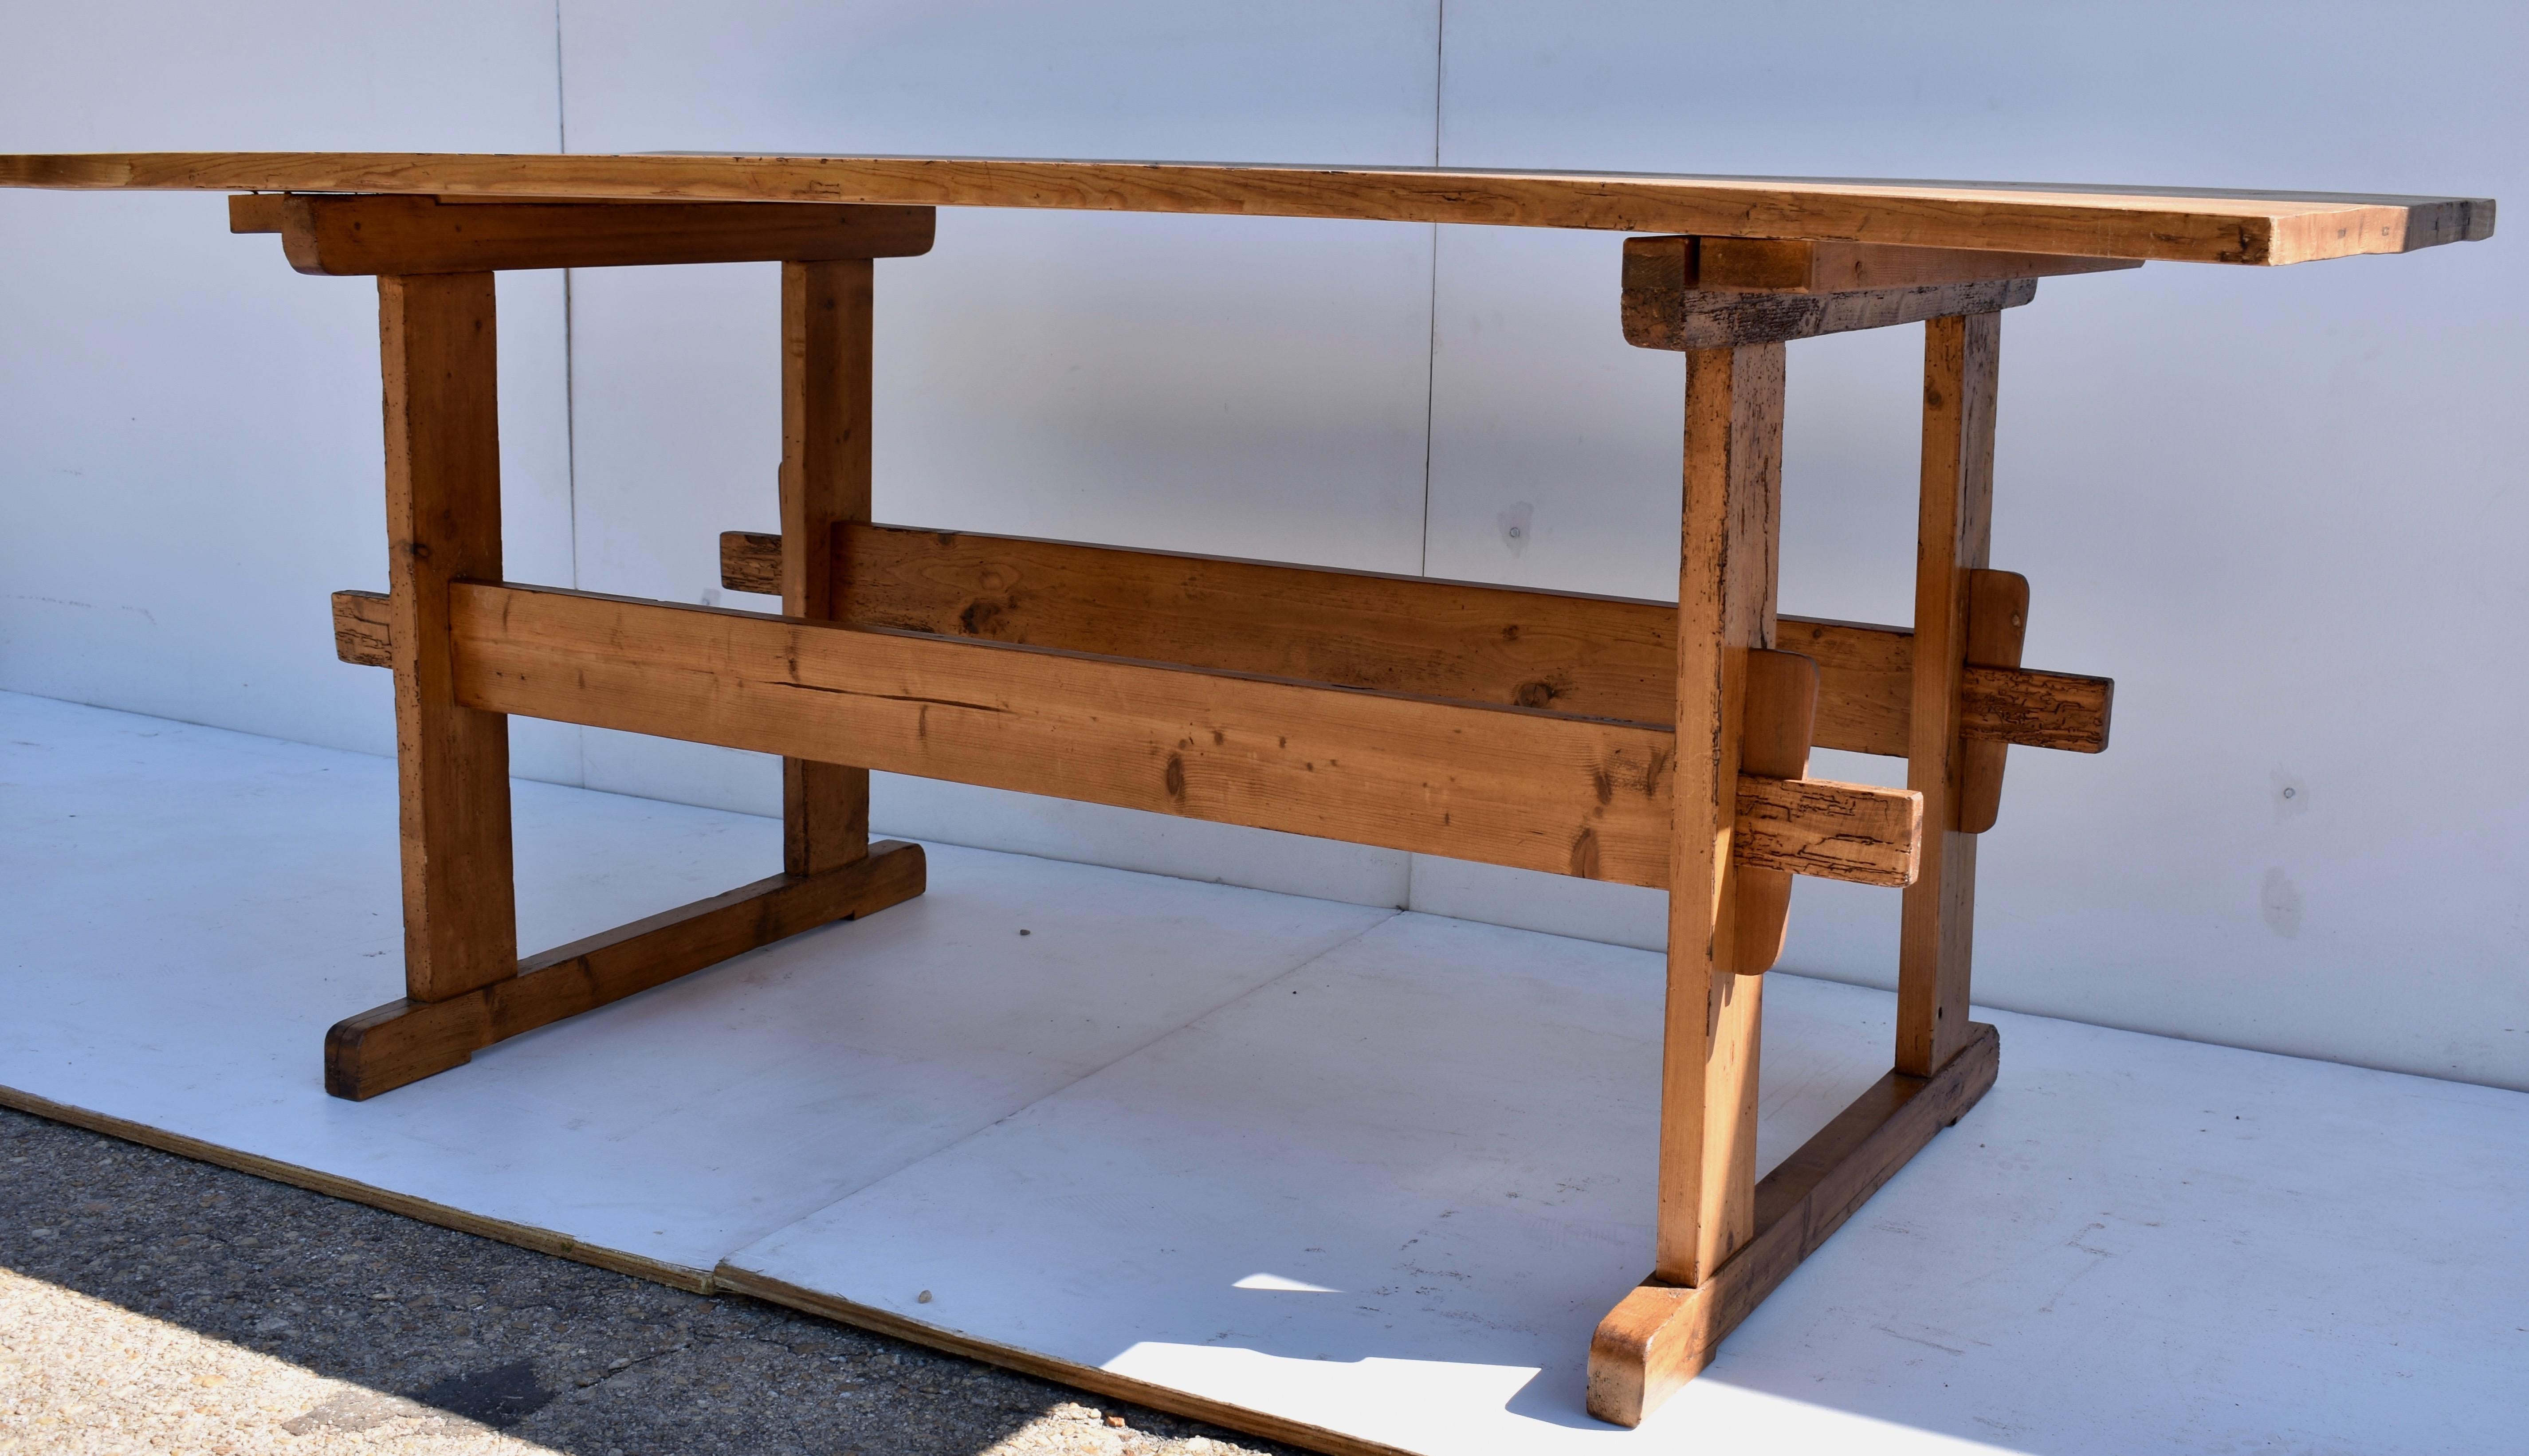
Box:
[1587, 1021, 2001, 1426]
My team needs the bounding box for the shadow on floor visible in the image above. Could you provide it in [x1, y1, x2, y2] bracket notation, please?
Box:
[0, 1105, 1299, 1456]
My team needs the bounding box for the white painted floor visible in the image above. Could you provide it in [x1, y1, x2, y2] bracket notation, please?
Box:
[3, 690, 2523, 1455]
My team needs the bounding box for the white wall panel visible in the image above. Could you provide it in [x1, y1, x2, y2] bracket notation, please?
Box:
[0, 1, 580, 781]
[556, 0, 1441, 904]
[1421, 0, 2529, 1087]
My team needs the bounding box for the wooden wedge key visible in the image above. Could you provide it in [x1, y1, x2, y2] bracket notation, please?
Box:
[1733, 648, 1821, 974]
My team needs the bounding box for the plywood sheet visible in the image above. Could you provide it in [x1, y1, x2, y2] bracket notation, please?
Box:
[0, 692, 1390, 1276]
[4, 689, 2525, 1455]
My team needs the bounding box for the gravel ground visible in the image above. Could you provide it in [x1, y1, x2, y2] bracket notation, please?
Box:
[0, 1106, 1305, 1456]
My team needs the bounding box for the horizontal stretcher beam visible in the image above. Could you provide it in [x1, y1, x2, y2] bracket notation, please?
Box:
[430, 581, 1920, 890]
[709, 524, 2113, 755]
[340, 531, 2111, 759]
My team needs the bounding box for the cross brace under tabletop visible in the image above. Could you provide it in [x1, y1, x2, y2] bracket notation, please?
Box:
[237, 193, 2117, 1429]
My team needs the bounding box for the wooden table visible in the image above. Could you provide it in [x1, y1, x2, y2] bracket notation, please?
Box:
[0, 153, 2493, 1430]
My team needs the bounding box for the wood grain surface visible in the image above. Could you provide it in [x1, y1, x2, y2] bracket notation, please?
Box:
[1900, 312, 2000, 1079]
[1587, 1021, 2001, 1425]
[708, 527, 2111, 754]
[1622, 274, 2040, 349]
[444, 582, 1921, 891]
[1957, 568, 2032, 833]
[1731, 648, 1819, 974]
[1685, 235, 2141, 292]
[1654, 340, 1784, 1289]
[339, 575, 2110, 760]
[377, 271, 517, 1005]
[778, 259, 877, 878]
[0, 152, 2493, 263]
[234, 192, 932, 275]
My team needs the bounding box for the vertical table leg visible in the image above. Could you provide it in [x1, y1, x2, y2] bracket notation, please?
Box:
[1657, 341, 1786, 1283]
[1588, 341, 1789, 1425]
[779, 259, 874, 874]
[377, 271, 519, 1005]
[1899, 311, 2000, 1077]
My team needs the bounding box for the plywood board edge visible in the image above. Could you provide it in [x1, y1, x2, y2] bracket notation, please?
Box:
[712, 1261, 1426, 1456]
[0, 1082, 715, 1295]
[0, 1078, 1431, 1451]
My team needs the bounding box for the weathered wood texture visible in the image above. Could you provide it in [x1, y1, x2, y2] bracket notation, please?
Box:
[1735, 773, 1918, 886]
[339, 582, 1918, 883]
[779, 259, 876, 878]
[1959, 569, 2031, 834]
[1627, 276, 2037, 349]
[720, 531, 785, 595]
[232, 192, 931, 275]
[1587, 1021, 2002, 1426]
[710, 527, 2112, 754]
[754, 526, 1688, 719]
[1645, 233, 2140, 293]
[325, 842, 927, 1100]
[1901, 311, 2002, 1079]
[1777, 614, 1911, 753]
[1622, 234, 2039, 348]
[1731, 648, 1818, 975]
[1959, 663, 2109, 751]
[445, 582, 1920, 890]
[340, 577, 2113, 765]
[379, 271, 517, 1004]
[332, 589, 394, 667]
[1657, 341, 1783, 1288]
[7, 152, 2491, 263]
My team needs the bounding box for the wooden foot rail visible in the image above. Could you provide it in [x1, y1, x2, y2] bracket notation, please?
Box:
[326, 843, 927, 1100]
[1587, 1020, 2002, 1425]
